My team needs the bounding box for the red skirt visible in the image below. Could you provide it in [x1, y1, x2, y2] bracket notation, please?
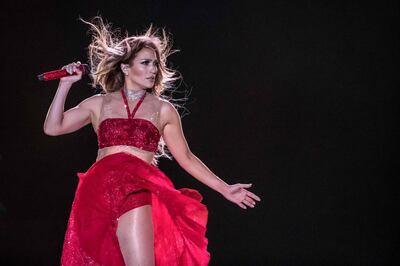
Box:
[61, 152, 210, 266]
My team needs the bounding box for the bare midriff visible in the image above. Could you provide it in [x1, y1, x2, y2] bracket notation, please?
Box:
[96, 145, 155, 164]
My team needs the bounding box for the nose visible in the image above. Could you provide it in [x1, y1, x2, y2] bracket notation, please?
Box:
[150, 63, 158, 74]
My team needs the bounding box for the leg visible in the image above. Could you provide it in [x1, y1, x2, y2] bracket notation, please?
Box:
[116, 205, 155, 266]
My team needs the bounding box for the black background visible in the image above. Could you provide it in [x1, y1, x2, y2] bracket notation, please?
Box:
[0, 0, 398, 265]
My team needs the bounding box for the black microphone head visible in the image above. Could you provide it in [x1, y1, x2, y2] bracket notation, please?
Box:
[37, 74, 45, 81]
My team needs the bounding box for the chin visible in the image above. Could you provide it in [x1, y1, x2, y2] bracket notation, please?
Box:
[146, 83, 155, 88]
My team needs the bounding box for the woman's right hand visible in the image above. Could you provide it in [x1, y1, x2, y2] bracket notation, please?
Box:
[60, 61, 83, 84]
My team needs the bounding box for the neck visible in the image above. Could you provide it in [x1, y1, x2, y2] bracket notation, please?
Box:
[125, 85, 145, 91]
[123, 87, 146, 101]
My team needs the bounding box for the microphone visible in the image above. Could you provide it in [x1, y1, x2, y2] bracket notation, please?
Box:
[37, 64, 90, 81]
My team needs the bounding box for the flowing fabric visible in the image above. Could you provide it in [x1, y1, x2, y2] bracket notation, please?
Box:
[61, 152, 210, 266]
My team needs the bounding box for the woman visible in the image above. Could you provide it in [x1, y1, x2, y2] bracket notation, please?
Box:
[43, 17, 261, 266]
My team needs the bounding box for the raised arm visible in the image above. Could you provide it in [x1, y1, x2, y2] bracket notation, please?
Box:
[160, 101, 261, 209]
[43, 62, 101, 136]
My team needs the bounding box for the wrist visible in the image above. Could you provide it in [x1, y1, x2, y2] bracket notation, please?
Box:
[216, 181, 230, 195]
[58, 80, 74, 89]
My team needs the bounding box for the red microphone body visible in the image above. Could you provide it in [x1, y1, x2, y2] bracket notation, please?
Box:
[37, 64, 90, 81]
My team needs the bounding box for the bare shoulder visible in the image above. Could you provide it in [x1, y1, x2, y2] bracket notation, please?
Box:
[105, 90, 122, 100]
[79, 93, 104, 109]
[146, 94, 174, 113]
[159, 98, 180, 126]
[144, 93, 163, 104]
[159, 98, 177, 114]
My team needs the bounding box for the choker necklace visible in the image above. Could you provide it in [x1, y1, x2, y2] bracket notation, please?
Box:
[124, 88, 146, 101]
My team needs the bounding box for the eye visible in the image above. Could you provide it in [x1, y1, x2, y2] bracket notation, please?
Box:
[140, 60, 159, 67]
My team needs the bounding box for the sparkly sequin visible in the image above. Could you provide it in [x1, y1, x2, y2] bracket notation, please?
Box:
[98, 118, 160, 152]
[61, 90, 210, 265]
[97, 90, 161, 152]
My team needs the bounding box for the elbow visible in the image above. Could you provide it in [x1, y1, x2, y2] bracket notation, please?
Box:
[43, 125, 60, 136]
[43, 128, 57, 136]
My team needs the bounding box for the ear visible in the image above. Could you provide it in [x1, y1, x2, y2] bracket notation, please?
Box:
[120, 64, 129, 75]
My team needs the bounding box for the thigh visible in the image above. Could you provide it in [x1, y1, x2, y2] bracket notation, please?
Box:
[116, 205, 154, 266]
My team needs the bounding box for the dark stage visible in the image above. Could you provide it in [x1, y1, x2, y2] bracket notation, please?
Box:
[0, 0, 398, 265]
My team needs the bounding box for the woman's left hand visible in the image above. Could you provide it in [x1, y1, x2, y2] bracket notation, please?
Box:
[221, 183, 261, 209]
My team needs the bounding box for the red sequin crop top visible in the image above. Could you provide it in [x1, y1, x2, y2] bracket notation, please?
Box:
[97, 90, 161, 152]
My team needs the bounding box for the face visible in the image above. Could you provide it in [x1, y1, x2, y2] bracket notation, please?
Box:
[122, 47, 159, 90]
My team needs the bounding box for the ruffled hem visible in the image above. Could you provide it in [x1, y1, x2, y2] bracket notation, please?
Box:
[61, 152, 210, 266]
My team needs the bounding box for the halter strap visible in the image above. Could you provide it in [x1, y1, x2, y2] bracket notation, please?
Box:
[120, 89, 147, 119]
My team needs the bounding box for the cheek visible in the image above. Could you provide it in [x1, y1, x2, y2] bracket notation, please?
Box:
[131, 66, 146, 77]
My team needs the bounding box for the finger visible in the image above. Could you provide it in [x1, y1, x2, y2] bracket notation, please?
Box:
[238, 202, 247, 209]
[73, 66, 82, 74]
[67, 66, 74, 74]
[231, 183, 251, 192]
[243, 199, 255, 208]
[240, 183, 252, 188]
[246, 191, 261, 201]
[65, 63, 75, 73]
[62, 64, 72, 72]
[71, 63, 83, 75]
[75, 61, 82, 72]
[245, 196, 256, 205]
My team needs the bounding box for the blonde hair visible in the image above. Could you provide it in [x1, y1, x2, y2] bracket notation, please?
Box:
[82, 16, 179, 96]
[82, 17, 181, 164]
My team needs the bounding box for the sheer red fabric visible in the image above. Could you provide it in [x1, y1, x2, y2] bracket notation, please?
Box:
[97, 91, 161, 152]
[61, 152, 210, 266]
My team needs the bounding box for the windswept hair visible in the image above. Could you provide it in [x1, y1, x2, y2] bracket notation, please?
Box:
[82, 17, 182, 164]
[81, 16, 179, 96]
